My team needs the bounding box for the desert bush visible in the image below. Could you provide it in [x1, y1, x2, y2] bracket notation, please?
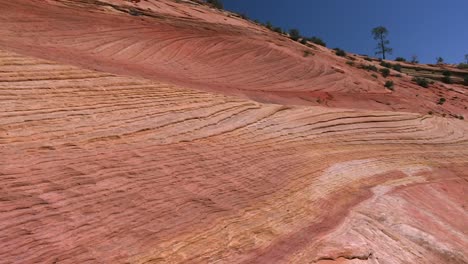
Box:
[364, 57, 373, 62]
[436, 57, 444, 64]
[371, 73, 378, 78]
[346, 61, 354, 66]
[334, 48, 346, 57]
[300, 38, 308, 45]
[458, 63, 468, 69]
[361, 64, 378, 72]
[395, 57, 406, 62]
[412, 77, 429, 88]
[384, 80, 394, 90]
[411, 55, 419, 64]
[441, 71, 452, 84]
[308, 37, 326, 47]
[392, 63, 402, 72]
[380, 61, 392, 68]
[380, 68, 390, 77]
[207, 0, 223, 9]
[395, 73, 403, 77]
[437, 98, 446, 105]
[273, 27, 283, 34]
[289, 29, 301, 41]
[464, 76, 468, 86]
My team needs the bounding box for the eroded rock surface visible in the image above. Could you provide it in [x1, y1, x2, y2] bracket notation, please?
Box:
[0, 1, 467, 263]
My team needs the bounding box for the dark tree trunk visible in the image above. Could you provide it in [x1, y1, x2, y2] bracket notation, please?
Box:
[380, 35, 385, 60]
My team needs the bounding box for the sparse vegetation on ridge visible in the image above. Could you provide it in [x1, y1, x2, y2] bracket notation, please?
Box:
[307, 36, 326, 47]
[289, 28, 301, 41]
[206, 0, 223, 9]
[334, 48, 346, 57]
[410, 55, 419, 64]
[436, 57, 444, 64]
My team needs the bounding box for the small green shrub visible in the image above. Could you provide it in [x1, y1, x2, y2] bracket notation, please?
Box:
[300, 38, 308, 45]
[303, 50, 312, 57]
[392, 63, 402, 72]
[346, 61, 354, 66]
[413, 77, 429, 88]
[384, 80, 394, 90]
[442, 76, 452, 84]
[436, 57, 444, 64]
[364, 57, 373, 62]
[289, 28, 301, 41]
[437, 98, 446, 105]
[371, 73, 378, 78]
[361, 64, 378, 72]
[395, 74, 403, 77]
[207, 0, 223, 9]
[273, 27, 283, 34]
[441, 71, 452, 84]
[458, 63, 468, 69]
[380, 61, 392, 68]
[334, 48, 346, 57]
[464, 76, 468, 86]
[395, 57, 406, 62]
[380, 68, 390, 77]
[308, 37, 326, 47]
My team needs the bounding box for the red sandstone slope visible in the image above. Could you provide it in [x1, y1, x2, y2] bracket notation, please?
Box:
[0, 1, 467, 264]
[0, 0, 466, 115]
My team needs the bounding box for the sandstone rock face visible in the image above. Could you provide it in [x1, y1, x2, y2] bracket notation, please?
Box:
[0, 1, 467, 263]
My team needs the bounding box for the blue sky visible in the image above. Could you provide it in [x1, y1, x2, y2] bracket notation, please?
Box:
[222, 0, 468, 64]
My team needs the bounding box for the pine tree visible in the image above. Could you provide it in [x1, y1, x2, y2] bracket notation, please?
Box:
[372, 26, 392, 60]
